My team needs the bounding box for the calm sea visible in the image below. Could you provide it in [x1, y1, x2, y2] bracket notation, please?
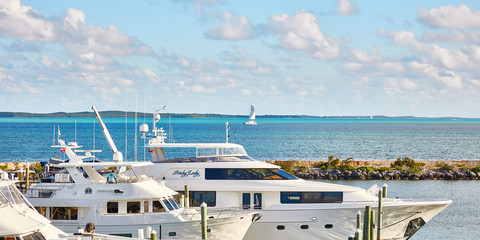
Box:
[0, 117, 478, 239]
[1, 117, 480, 162]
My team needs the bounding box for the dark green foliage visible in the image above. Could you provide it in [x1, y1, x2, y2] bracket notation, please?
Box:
[471, 167, 480, 173]
[339, 164, 355, 171]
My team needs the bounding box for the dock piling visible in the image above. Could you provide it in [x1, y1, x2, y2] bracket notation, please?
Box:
[377, 189, 383, 240]
[184, 185, 190, 209]
[201, 202, 207, 239]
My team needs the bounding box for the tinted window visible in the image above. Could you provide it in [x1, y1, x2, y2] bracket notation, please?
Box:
[280, 192, 343, 204]
[127, 202, 140, 213]
[153, 201, 165, 212]
[50, 207, 78, 220]
[205, 168, 294, 180]
[163, 199, 174, 211]
[107, 202, 118, 213]
[144, 201, 149, 212]
[179, 191, 216, 207]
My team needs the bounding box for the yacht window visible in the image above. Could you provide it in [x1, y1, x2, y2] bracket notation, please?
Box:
[205, 168, 294, 180]
[281, 192, 343, 204]
[153, 200, 165, 212]
[301, 225, 309, 230]
[168, 197, 179, 209]
[144, 201, 149, 212]
[276, 225, 285, 230]
[163, 199, 174, 211]
[127, 202, 141, 213]
[35, 207, 47, 217]
[107, 202, 118, 213]
[22, 232, 46, 240]
[191, 191, 216, 207]
[50, 207, 78, 220]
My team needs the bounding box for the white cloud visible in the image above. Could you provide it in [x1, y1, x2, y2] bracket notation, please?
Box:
[337, 0, 358, 15]
[418, 4, 480, 29]
[0, 0, 55, 41]
[205, 10, 254, 40]
[40, 55, 54, 67]
[267, 9, 340, 59]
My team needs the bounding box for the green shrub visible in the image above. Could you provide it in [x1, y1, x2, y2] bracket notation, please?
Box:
[357, 166, 375, 172]
[378, 167, 391, 172]
[439, 164, 454, 171]
[407, 166, 421, 174]
[274, 160, 299, 173]
[471, 167, 480, 173]
[298, 166, 307, 172]
[0, 165, 7, 170]
[339, 164, 355, 171]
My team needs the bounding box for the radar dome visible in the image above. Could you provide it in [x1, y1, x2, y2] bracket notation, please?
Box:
[139, 123, 149, 133]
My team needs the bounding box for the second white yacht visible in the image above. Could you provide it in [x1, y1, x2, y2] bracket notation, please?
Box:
[135, 113, 451, 240]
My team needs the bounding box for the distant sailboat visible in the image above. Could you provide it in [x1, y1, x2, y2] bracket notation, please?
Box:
[244, 105, 258, 125]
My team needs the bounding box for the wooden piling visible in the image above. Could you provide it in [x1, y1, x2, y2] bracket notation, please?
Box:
[377, 190, 383, 240]
[363, 206, 371, 240]
[201, 202, 207, 239]
[184, 185, 190, 209]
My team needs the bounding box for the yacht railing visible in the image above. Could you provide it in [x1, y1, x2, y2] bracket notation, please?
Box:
[186, 207, 246, 221]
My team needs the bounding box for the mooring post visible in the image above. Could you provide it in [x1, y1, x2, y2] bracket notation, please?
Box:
[377, 190, 383, 240]
[150, 230, 157, 240]
[201, 202, 207, 239]
[179, 194, 185, 208]
[348, 234, 355, 240]
[363, 206, 371, 240]
[382, 184, 388, 198]
[355, 228, 362, 240]
[356, 210, 362, 240]
[369, 210, 375, 240]
[184, 185, 190, 209]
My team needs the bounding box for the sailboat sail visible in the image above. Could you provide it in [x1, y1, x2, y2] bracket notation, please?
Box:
[249, 105, 256, 121]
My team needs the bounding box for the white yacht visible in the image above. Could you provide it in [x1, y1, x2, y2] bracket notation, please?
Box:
[243, 105, 257, 125]
[20, 107, 258, 240]
[135, 115, 451, 240]
[0, 171, 139, 240]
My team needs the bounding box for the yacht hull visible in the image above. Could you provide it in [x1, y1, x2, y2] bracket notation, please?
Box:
[242, 200, 450, 240]
[51, 213, 254, 240]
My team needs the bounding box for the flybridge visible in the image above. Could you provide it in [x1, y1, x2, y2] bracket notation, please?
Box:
[147, 142, 248, 162]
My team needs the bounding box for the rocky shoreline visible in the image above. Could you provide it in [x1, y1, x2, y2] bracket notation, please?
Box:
[293, 168, 480, 180]
[268, 159, 480, 180]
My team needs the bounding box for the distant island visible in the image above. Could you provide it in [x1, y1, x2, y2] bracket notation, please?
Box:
[0, 111, 474, 119]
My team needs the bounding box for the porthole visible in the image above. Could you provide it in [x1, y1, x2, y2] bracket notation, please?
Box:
[325, 224, 333, 229]
[168, 232, 176, 236]
[277, 225, 285, 230]
[207, 229, 211, 233]
[300, 225, 309, 229]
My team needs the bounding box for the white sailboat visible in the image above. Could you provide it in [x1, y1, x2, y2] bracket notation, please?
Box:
[244, 105, 258, 125]
[133, 111, 451, 240]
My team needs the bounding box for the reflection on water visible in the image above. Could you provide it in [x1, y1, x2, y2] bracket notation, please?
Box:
[318, 180, 480, 240]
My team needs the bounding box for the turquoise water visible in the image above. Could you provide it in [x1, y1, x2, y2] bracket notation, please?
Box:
[1, 117, 480, 162]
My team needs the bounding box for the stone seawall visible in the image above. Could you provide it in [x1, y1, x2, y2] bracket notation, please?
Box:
[267, 160, 480, 180]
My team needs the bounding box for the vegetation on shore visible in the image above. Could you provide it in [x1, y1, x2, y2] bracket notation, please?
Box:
[271, 156, 480, 180]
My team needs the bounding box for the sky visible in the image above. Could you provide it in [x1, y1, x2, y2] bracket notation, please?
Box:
[1, 0, 480, 117]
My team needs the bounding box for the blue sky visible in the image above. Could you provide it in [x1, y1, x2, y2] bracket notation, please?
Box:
[1, 0, 480, 117]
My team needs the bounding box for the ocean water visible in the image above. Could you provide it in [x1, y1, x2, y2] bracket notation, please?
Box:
[0, 117, 479, 239]
[1, 117, 480, 162]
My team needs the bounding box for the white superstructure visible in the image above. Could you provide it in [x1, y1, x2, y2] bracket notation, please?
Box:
[137, 117, 451, 240]
[244, 105, 257, 125]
